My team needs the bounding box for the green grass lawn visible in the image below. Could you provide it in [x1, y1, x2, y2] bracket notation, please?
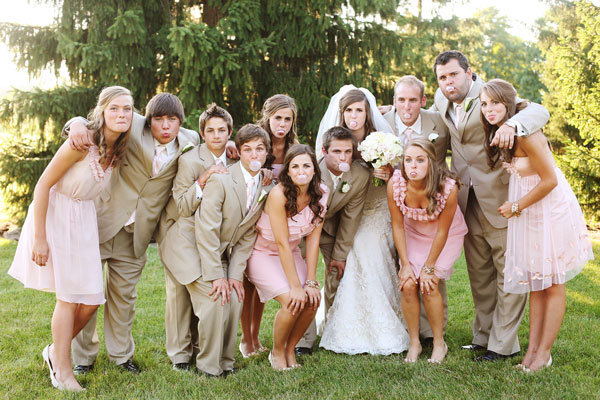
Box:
[1, 237, 599, 399]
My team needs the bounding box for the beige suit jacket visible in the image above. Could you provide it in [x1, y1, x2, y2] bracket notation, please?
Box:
[64, 113, 200, 257]
[319, 158, 370, 262]
[383, 108, 450, 170]
[433, 77, 549, 228]
[195, 162, 272, 282]
[158, 144, 234, 284]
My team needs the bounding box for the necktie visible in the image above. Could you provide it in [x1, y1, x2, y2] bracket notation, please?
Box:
[454, 104, 464, 129]
[333, 175, 340, 190]
[403, 128, 414, 147]
[246, 177, 255, 212]
[153, 145, 166, 176]
[215, 158, 224, 166]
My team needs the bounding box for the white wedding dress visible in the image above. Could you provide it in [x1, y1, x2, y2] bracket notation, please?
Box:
[319, 175, 409, 355]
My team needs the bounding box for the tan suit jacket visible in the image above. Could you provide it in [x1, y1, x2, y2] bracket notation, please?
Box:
[383, 108, 449, 170]
[195, 162, 272, 282]
[433, 78, 549, 228]
[319, 158, 370, 262]
[158, 144, 234, 285]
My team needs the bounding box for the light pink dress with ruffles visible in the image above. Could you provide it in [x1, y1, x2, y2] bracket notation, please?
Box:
[246, 184, 329, 302]
[8, 146, 111, 305]
[391, 170, 468, 280]
[502, 157, 593, 293]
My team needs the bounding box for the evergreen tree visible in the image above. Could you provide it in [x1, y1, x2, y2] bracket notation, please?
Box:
[538, 0, 600, 225]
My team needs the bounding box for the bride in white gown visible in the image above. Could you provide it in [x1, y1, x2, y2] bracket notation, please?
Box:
[316, 85, 409, 355]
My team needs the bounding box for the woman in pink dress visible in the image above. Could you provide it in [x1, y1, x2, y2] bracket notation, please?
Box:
[388, 137, 468, 364]
[240, 94, 300, 358]
[480, 79, 593, 372]
[246, 144, 328, 370]
[8, 86, 133, 391]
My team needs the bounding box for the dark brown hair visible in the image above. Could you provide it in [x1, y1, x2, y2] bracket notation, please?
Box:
[235, 123, 271, 152]
[339, 89, 375, 138]
[322, 126, 356, 151]
[145, 93, 185, 126]
[199, 103, 233, 133]
[278, 144, 324, 224]
[480, 79, 528, 168]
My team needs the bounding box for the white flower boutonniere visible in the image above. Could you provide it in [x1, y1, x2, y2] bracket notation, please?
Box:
[181, 143, 194, 154]
[464, 97, 475, 113]
[340, 181, 350, 193]
[258, 189, 268, 203]
[428, 133, 439, 143]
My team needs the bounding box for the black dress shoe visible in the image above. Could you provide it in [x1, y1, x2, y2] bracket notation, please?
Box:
[461, 343, 486, 351]
[118, 359, 140, 373]
[172, 362, 192, 371]
[222, 368, 237, 378]
[294, 347, 312, 356]
[197, 369, 222, 378]
[73, 364, 93, 375]
[420, 338, 434, 347]
[475, 350, 518, 362]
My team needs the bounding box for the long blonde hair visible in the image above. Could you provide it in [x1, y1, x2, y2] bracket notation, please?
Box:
[400, 137, 460, 215]
[87, 86, 133, 167]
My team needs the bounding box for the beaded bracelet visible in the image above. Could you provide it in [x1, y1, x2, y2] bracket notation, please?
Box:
[305, 280, 320, 289]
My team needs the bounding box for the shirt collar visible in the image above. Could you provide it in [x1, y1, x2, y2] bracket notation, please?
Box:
[211, 150, 227, 165]
[452, 80, 475, 109]
[395, 113, 422, 135]
[240, 162, 260, 187]
[153, 138, 178, 156]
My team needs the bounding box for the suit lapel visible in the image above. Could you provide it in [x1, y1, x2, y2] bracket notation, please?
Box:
[319, 159, 335, 207]
[458, 78, 483, 140]
[142, 126, 155, 176]
[231, 163, 248, 218]
[421, 111, 435, 135]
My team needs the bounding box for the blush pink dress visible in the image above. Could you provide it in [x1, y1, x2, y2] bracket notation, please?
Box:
[246, 184, 328, 302]
[502, 157, 593, 293]
[391, 171, 468, 280]
[8, 146, 111, 305]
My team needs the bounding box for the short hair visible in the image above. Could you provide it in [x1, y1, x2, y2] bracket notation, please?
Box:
[145, 93, 185, 126]
[235, 123, 271, 152]
[198, 103, 233, 133]
[394, 75, 425, 99]
[322, 126, 356, 151]
[433, 50, 470, 76]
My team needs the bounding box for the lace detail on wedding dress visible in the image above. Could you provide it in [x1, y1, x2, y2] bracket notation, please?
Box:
[319, 182, 409, 355]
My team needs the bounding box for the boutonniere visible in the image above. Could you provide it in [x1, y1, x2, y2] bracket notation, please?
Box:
[258, 189, 268, 203]
[181, 143, 194, 154]
[339, 181, 351, 193]
[428, 133, 439, 143]
[464, 97, 475, 113]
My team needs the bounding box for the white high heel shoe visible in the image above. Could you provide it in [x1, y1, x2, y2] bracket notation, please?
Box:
[42, 344, 63, 390]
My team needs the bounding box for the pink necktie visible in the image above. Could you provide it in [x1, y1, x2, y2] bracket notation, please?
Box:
[246, 178, 255, 212]
[215, 158, 224, 166]
[153, 145, 166, 176]
[454, 104, 464, 129]
[404, 128, 414, 147]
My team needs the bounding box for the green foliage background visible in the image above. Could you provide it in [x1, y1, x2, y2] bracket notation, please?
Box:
[2, 0, 596, 225]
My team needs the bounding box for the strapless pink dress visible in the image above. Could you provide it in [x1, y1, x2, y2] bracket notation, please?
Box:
[502, 157, 593, 293]
[8, 146, 111, 305]
[390, 171, 468, 280]
[246, 184, 328, 302]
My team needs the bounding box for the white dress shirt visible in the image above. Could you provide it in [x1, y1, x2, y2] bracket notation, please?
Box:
[195, 150, 228, 200]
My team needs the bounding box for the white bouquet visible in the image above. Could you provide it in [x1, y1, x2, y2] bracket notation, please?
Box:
[357, 131, 403, 186]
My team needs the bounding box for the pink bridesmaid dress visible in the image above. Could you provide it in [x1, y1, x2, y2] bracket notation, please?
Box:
[246, 184, 328, 302]
[8, 146, 111, 305]
[391, 171, 468, 280]
[502, 157, 593, 293]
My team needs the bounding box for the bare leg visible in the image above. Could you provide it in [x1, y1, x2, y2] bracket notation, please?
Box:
[240, 277, 257, 355]
[401, 280, 422, 362]
[72, 304, 99, 338]
[522, 291, 543, 368]
[51, 300, 83, 391]
[528, 284, 565, 371]
[271, 293, 300, 369]
[284, 306, 317, 367]
[422, 284, 447, 363]
[250, 293, 266, 351]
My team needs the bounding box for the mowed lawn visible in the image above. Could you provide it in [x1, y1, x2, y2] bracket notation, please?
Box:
[0, 237, 598, 399]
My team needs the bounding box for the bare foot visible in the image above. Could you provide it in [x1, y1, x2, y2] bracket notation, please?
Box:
[254, 341, 269, 354]
[285, 348, 299, 368]
[50, 345, 84, 392]
[404, 343, 422, 363]
[517, 349, 536, 369]
[268, 351, 289, 371]
[427, 341, 448, 364]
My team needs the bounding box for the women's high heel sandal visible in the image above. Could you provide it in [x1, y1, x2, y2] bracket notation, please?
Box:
[42, 345, 63, 390]
[239, 342, 257, 358]
[268, 352, 290, 371]
[522, 354, 552, 373]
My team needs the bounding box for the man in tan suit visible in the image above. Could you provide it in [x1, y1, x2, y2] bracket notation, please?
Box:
[383, 75, 450, 342]
[432, 50, 549, 361]
[157, 104, 235, 371]
[193, 124, 272, 377]
[297, 126, 370, 352]
[64, 93, 200, 373]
